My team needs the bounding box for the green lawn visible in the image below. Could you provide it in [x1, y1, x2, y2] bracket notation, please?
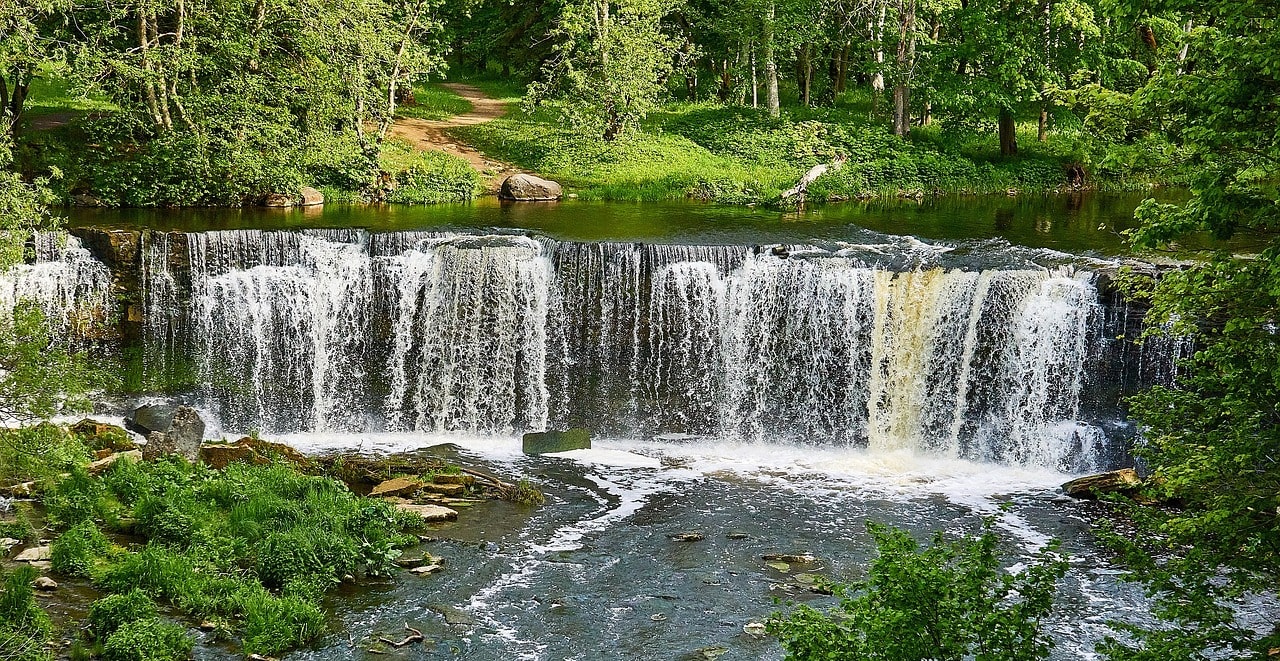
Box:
[395, 82, 473, 121]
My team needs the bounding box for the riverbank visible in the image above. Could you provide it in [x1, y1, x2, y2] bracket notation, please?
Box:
[16, 74, 1182, 211]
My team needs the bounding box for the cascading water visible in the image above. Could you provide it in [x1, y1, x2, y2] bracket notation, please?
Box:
[104, 228, 1142, 472]
[0, 233, 113, 340]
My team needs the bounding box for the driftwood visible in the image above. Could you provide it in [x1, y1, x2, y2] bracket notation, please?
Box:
[781, 155, 847, 202]
[459, 466, 511, 490]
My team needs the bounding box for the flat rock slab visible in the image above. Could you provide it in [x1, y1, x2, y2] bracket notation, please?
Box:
[371, 477, 425, 498]
[15, 545, 51, 562]
[89, 450, 141, 475]
[393, 503, 458, 522]
[522, 428, 591, 455]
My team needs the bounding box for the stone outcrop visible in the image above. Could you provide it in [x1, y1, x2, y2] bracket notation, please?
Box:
[1062, 468, 1142, 498]
[370, 477, 425, 498]
[522, 428, 591, 455]
[129, 402, 178, 436]
[499, 174, 563, 201]
[392, 503, 458, 522]
[70, 419, 136, 452]
[199, 437, 309, 469]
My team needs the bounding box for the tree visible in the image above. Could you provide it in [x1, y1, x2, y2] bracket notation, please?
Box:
[531, 0, 683, 140]
[769, 521, 1067, 661]
[1102, 0, 1280, 657]
[0, 0, 67, 140]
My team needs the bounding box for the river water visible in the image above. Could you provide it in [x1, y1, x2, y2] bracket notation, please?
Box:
[2, 193, 1235, 659]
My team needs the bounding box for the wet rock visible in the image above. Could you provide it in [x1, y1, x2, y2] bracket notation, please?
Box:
[652, 433, 702, 444]
[199, 621, 217, 631]
[766, 561, 790, 572]
[200, 437, 309, 469]
[142, 406, 204, 462]
[726, 532, 749, 540]
[300, 186, 324, 207]
[89, 450, 142, 476]
[393, 503, 458, 522]
[33, 576, 58, 591]
[28, 561, 51, 571]
[15, 545, 51, 562]
[71, 193, 105, 207]
[430, 604, 475, 626]
[1, 538, 19, 554]
[431, 474, 475, 486]
[650, 613, 667, 622]
[499, 174, 563, 201]
[129, 402, 178, 436]
[669, 532, 705, 542]
[410, 564, 443, 575]
[1062, 468, 1141, 498]
[691, 646, 728, 660]
[370, 477, 425, 498]
[522, 428, 591, 455]
[396, 553, 443, 569]
[743, 622, 766, 636]
[69, 419, 136, 452]
[762, 553, 817, 564]
[422, 483, 466, 497]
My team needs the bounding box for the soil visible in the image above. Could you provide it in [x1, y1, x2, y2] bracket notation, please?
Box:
[389, 83, 523, 193]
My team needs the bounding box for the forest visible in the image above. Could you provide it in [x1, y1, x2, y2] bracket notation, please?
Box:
[1, 0, 1278, 659]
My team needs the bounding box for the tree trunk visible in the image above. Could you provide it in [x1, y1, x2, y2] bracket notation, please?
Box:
[763, 1, 779, 118]
[891, 0, 916, 137]
[871, 0, 886, 95]
[751, 42, 759, 108]
[1038, 106, 1048, 141]
[893, 84, 910, 136]
[799, 45, 812, 106]
[999, 107, 1018, 156]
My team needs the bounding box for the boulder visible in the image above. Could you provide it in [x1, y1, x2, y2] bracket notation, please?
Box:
[32, 576, 58, 591]
[499, 174, 563, 201]
[15, 545, 51, 562]
[522, 428, 591, 455]
[393, 503, 458, 523]
[410, 564, 443, 575]
[129, 403, 178, 436]
[1062, 468, 1142, 499]
[370, 477, 425, 498]
[141, 406, 204, 462]
[300, 187, 325, 206]
[70, 419, 136, 452]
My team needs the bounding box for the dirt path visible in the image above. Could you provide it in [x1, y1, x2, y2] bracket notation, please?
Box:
[389, 83, 520, 191]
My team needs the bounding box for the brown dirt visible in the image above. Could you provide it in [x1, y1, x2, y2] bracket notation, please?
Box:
[389, 83, 522, 192]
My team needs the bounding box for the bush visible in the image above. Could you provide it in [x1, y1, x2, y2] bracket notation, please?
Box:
[379, 143, 483, 204]
[0, 566, 53, 661]
[51, 520, 111, 577]
[100, 618, 192, 661]
[89, 590, 158, 639]
[769, 521, 1068, 661]
[0, 423, 92, 486]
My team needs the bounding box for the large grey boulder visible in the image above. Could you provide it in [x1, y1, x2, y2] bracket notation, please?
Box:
[522, 428, 591, 455]
[499, 174, 563, 201]
[141, 406, 205, 462]
[129, 402, 178, 436]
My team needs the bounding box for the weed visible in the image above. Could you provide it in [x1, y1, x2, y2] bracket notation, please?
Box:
[100, 618, 192, 661]
[51, 520, 112, 577]
[88, 590, 158, 639]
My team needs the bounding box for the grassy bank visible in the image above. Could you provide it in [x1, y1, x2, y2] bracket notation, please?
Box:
[455, 89, 1180, 205]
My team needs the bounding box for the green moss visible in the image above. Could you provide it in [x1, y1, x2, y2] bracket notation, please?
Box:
[100, 618, 192, 661]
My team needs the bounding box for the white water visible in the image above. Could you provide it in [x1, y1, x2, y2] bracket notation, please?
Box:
[0, 234, 113, 339]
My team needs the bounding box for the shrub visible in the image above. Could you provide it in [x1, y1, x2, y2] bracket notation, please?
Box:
[89, 590, 158, 639]
[0, 423, 92, 486]
[768, 521, 1068, 661]
[100, 618, 192, 661]
[51, 520, 111, 577]
[0, 566, 53, 661]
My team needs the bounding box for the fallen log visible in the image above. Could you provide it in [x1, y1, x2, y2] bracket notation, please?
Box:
[781, 155, 847, 203]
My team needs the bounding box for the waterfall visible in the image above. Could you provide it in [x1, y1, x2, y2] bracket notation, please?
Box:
[8, 226, 1183, 473]
[0, 234, 113, 341]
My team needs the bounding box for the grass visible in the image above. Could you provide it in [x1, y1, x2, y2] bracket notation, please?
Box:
[455, 87, 1178, 205]
[34, 455, 426, 656]
[378, 139, 485, 203]
[395, 82, 473, 121]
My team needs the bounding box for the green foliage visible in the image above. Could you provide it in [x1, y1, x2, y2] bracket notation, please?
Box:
[51, 520, 112, 577]
[769, 521, 1068, 661]
[379, 141, 484, 204]
[0, 566, 53, 661]
[43, 465, 117, 528]
[530, 0, 682, 140]
[82, 458, 413, 656]
[396, 83, 473, 121]
[100, 618, 192, 661]
[88, 590, 158, 639]
[0, 422, 92, 486]
[0, 303, 100, 425]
